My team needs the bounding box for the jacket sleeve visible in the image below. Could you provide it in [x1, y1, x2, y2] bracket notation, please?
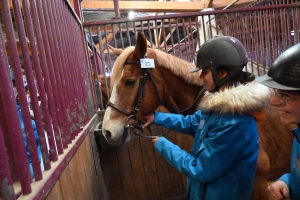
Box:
[154, 123, 248, 182]
[278, 174, 290, 187]
[153, 111, 203, 136]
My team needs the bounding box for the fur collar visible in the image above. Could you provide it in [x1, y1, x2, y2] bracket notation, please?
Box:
[198, 81, 272, 117]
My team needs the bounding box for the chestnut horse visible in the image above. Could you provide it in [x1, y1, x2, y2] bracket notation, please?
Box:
[102, 32, 294, 200]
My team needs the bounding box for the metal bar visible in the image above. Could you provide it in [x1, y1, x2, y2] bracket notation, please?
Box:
[0, 123, 16, 200]
[0, 0, 32, 193]
[36, 0, 67, 148]
[49, 0, 77, 139]
[280, 8, 287, 51]
[30, 0, 63, 156]
[168, 19, 175, 55]
[42, 0, 70, 145]
[141, 20, 145, 36]
[276, 9, 282, 58]
[112, 24, 118, 48]
[104, 25, 113, 72]
[148, 20, 153, 48]
[73, 0, 82, 21]
[113, 0, 121, 18]
[126, 23, 132, 47]
[23, 0, 56, 165]
[286, 8, 292, 48]
[83, 4, 298, 26]
[161, 19, 168, 52]
[264, 9, 271, 68]
[12, 0, 44, 181]
[68, 2, 93, 123]
[258, 10, 265, 74]
[154, 20, 159, 49]
[175, 18, 182, 59]
[88, 22, 198, 35]
[182, 18, 188, 60]
[292, 7, 299, 44]
[98, 27, 111, 101]
[188, 17, 195, 62]
[17, 114, 99, 200]
[88, 26, 100, 112]
[19, 0, 52, 171]
[119, 23, 125, 49]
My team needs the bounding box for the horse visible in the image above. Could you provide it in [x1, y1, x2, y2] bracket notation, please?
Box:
[102, 32, 295, 200]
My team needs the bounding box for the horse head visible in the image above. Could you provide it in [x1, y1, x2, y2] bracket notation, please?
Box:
[102, 32, 162, 145]
[102, 32, 202, 145]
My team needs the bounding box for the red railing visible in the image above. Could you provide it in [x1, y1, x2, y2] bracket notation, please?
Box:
[1, 1, 300, 199]
[83, 4, 300, 90]
[0, 0, 97, 199]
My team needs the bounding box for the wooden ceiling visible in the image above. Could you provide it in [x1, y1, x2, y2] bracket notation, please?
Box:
[81, 0, 256, 22]
[0, 0, 256, 22]
[82, 0, 255, 12]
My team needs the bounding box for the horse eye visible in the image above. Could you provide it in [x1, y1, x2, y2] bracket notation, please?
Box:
[126, 79, 136, 86]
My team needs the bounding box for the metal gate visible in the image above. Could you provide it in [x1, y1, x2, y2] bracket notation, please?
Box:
[83, 3, 300, 200]
[0, 0, 102, 199]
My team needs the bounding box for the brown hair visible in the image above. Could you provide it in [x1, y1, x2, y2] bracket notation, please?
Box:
[217, 67, 255, 88]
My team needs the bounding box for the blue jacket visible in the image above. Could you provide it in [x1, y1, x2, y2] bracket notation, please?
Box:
[154, 111, 259, 200]
[153, 82, 271, 200]
[278, 126, 300, 200]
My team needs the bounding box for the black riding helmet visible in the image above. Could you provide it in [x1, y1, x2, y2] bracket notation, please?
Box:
[256, 42, 300, 90]
[190, 35, 248, 87]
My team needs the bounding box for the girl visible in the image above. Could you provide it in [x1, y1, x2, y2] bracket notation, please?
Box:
[143, 36, 270, 200]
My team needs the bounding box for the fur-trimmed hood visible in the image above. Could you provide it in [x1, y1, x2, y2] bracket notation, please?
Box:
[198, 81, 273, 115]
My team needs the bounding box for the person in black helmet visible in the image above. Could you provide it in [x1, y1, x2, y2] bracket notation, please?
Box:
[256, 43, 300, 200]
[143, 36, 271, 200]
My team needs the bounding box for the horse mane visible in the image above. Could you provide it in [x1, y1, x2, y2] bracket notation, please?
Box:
[111, 46, 203, 87]
[153, 49, 202, 86]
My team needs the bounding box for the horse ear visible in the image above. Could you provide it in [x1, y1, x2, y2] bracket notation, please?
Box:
[108, 45, 123, 56]
[133, 32, 148, 58]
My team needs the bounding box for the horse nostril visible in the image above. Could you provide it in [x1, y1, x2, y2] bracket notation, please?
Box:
[104, 130, 111, 139]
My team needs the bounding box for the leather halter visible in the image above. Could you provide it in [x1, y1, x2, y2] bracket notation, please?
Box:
[107, 59, 161, 118]
[107, 55, 163, 139]
[106, 55, 205, 139]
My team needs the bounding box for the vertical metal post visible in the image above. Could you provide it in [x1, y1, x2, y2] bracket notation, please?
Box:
[113, 0, 121, 18]
[0, 0, 32, 193]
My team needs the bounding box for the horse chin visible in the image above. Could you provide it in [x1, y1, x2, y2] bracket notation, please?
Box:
[123, 129, 135, 143]
[105, 127, 135, 146]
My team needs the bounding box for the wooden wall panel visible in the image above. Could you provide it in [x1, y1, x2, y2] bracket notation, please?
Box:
[79, 137, 95, 200]
[68, 146, 86, 200]
[46, 180, 62, 200]
[116, 145, 136, 200]
[105, 148, 123, 200]
[59, 166, 76, 200]
[139, 137, 161, 199]
[128, 139, 148, 199]
[96, 105, 194, 200]
[81, 133, 99, 200]
[46, 131, 109, 200]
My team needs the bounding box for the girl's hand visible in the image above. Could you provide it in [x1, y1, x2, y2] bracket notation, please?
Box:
[152, 136, 160, 146]
[267, 180, 289, 200]
[142, 113, 155, 128]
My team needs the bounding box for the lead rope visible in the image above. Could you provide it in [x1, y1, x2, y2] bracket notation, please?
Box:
[134, 86, 205, 139]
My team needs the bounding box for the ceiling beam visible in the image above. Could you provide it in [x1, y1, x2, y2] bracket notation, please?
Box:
[82, 1, 209, 12]
[82, 0, 255, 12]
